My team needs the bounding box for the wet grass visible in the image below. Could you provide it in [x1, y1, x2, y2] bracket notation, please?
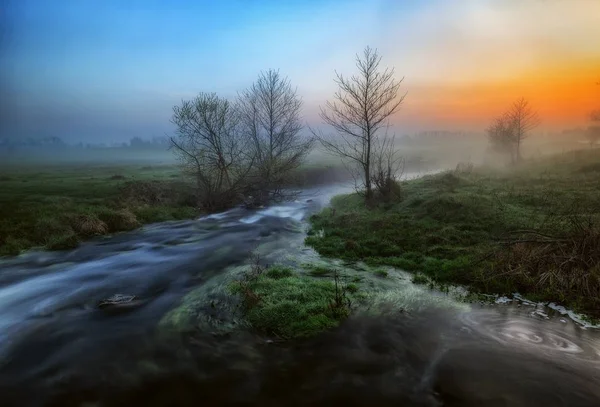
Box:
[306, 149, 600, 315]
[0, 164, 198, 256]
[230, 264, 357, 339]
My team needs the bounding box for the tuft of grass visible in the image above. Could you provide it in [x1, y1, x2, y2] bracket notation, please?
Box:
[306, 265, 334, 277]
[70, 214, 108, 236]
[97, 208, 140, 232]
[412, 273, 429, 285]
[346, 282, 359, 293]
[265, 265, 295, 279]
[374, 268, 389, 278]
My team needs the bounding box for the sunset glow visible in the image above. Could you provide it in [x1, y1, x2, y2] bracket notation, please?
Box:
[1, 0, 599, 141]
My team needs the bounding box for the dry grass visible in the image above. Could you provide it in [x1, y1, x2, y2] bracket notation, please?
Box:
[484, 217, 600, 310]
[70, 214, 109, 236]
[98, 209, 140, 232]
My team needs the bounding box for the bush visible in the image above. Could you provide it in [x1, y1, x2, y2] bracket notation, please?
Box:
[70, 214, 108, 236]
[98, 209, 140, 232]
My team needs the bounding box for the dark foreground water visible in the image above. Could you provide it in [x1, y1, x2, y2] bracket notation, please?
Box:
[1, 181, 599, 407]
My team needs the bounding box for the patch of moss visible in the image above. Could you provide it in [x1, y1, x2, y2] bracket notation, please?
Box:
[230, 266, 352, 339]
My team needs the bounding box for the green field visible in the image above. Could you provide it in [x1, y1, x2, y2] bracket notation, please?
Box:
[0, 164, 198, 256]
[306, 149, 600, 315]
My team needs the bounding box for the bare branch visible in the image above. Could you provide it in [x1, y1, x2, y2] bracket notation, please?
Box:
[313, 46, 406, 200]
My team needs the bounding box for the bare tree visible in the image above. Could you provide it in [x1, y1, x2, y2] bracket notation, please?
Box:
[587, 79, 600, 147]
[312, 46, 406, 200]
[238, 69, 313, 206]
[487, 112, 517, 164]
[487, 97, 539, 165]
[506, 97, 540, 163]
[170, 93, 253, 210]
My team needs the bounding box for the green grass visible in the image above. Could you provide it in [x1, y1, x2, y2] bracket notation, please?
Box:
[411, 273, 429, 285]
[230, 264, 355, 339]
[306, 149, 600, 315]
[0, 163, 198, 256]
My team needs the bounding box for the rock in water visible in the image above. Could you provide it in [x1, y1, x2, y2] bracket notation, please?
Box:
[98, 294, 144, 313]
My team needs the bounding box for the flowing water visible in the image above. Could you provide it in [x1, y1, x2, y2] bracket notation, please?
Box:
[0, 179, 599, 406]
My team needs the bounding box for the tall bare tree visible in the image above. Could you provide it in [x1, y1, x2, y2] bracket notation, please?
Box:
[170, 93, 253, 210]
[487, 97, 539, 165]
[312, 46, 406, 200]
[507, 97, 540, 163]
[238, 69, 313, 205]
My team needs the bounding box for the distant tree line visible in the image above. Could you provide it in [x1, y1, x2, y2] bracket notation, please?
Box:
[0, 136, 171, 153]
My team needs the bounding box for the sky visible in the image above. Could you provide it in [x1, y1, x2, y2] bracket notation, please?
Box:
[1, 0, 599, 143]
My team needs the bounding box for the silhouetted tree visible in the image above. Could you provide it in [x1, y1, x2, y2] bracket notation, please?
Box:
[312, 47, 406, 200]
[487, 97, 539, 165]
[488, 112, 517, 164]
[507, 97, 540, 163]
[170, 93, 253, 210]
[238, 69, 313, 206]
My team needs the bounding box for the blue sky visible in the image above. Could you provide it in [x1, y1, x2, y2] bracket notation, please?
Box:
[1, 0, 599, 142]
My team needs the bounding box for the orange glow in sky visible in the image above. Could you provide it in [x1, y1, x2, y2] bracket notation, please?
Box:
[402, 59, 600, 130]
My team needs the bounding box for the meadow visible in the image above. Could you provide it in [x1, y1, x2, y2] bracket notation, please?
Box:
[306, 149, 600, 316]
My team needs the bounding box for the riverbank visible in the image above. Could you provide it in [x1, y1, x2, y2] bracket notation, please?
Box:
[0, 163, 352, 256]
[0, 164, 198, 256]
[305, 149, 600, 316]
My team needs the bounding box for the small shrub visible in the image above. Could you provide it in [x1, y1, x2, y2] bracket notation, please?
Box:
[70, 214, 108, 236]
[108, 174, 126, 180]
[265, 265, 294, 279]
[98, 209, 140, 232]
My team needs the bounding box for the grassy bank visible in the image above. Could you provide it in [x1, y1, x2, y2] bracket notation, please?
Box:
[0, 164, 198, 256]
[0, 162, 352, 257]
[306, 149, 600, 315]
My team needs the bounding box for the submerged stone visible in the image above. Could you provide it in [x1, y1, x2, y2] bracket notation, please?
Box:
[98, 294, 144, 313]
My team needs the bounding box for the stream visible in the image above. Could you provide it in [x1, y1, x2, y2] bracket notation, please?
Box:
[0, 178, 599, 406]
